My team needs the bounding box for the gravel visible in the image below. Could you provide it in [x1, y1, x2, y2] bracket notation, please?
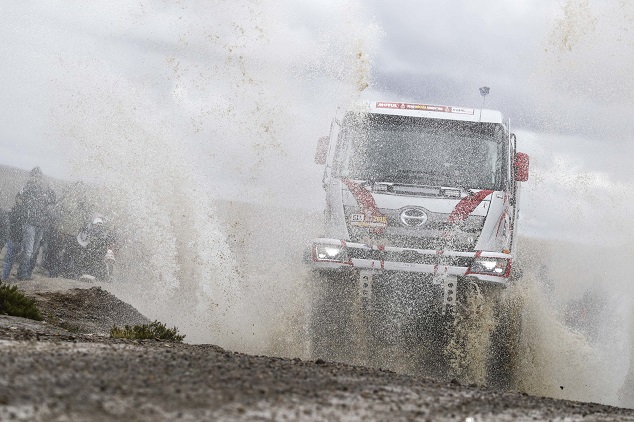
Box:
[0, 278, 633, 421]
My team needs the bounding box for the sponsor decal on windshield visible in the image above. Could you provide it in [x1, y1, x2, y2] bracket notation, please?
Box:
[374, 102, 475, 115]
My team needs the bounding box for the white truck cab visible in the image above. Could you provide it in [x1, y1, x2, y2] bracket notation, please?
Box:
[311, 100, 529, 310]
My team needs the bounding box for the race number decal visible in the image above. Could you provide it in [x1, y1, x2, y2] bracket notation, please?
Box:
[350, 214, 388, 229]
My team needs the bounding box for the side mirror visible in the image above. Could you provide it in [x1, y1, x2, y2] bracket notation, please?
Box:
[315, 136, 329, 165]
[515, 152, 529, 182]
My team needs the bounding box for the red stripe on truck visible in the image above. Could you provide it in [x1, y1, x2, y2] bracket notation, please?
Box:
[342, 179, 387, 234]
[448, 190, 493, 223]
[342, 179, 380, 213]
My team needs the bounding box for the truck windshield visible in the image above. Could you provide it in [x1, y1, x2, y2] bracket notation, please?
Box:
[335, 113, 506, 190]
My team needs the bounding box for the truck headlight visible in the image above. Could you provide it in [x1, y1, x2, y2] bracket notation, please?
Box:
[313, 243, 349, 263]
[469, 257, 510, 276]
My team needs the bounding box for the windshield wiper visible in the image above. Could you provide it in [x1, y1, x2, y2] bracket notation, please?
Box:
[378, 169, 448, 185]
[455, 186, 475, 197]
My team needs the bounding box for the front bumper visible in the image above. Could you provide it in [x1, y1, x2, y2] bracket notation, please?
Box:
[311, 238, 512, 285]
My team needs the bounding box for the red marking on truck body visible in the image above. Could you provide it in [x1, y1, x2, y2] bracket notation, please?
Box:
[342, 179, 387, 234]
[448, 190, 493, 223]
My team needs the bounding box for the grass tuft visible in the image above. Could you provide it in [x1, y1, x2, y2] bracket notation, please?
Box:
[110, 320, 185, 342]
[0, 279, 43, 321]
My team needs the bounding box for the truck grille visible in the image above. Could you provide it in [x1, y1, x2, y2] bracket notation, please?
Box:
[361, 234, 477, 252]
[347, 248, 473, 267]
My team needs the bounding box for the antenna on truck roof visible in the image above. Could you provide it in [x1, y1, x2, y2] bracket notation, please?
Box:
[479, 86, 490, 107]
[478, 86, 490, 122]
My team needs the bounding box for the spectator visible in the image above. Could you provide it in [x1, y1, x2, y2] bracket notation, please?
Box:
[16, 167, 56, 280]
[2, 193, 26, 281]
[76, 213, 117, 280]
[40, 206, 58, 275]
[0, 203, 8, 254]
[47, 182, 92, 278]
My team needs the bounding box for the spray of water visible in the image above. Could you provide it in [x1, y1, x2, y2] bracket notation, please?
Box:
[513, 275, 626, 404]
[49, 70, 246, 345]
[445, 287, 497, 386]
[509, 0, 634, 407]
[45, 0, 381, 353]
[32, 0, 634, 410]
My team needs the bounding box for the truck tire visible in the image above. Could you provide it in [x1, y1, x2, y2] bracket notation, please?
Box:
[486, 287, 523, 389]
[413, 304, 456, 379]
[443, 282, 500, 386]
[308, 270, 356, 363]
[364, 273, 447, 376]
[444, 281, 522, 389]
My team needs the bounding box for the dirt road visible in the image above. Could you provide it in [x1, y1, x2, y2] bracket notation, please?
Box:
[1, 278, 634, 421]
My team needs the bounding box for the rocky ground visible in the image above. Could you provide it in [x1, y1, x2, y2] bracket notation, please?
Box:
[1, 277, 634, 421]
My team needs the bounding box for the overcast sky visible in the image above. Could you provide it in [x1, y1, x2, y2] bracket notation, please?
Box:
[1, 0, 633, 244]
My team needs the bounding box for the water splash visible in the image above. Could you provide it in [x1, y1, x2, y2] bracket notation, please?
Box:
[49, 69, 246, 345]
[445, 286, 497, 386]
[35, 0, 634, 410]
[45, 0, 381, 352]
[512, 275, 627, 406]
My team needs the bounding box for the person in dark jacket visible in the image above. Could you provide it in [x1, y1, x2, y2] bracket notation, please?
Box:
[16, 167, 56, 280]
[46, 182, 92, 278]
[2, 193, 26, 281]
[76, 213, 118, 281]
[0, 205, 8, 253]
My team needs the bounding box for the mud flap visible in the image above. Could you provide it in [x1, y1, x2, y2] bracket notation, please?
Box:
[442, 275, 458, 315]
[308, 271, 356, 363]
[359, 270, 373, 312]
[354, 270, 375, 365]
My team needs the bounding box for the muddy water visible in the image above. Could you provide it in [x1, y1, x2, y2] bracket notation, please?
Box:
[511, 244, 631, 407]
[37, 0, 634, 410]
[46, 1, 380, 350]
[509, 0, 634, 407]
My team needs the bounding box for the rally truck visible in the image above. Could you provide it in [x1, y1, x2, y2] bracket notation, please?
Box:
[308, 100, 529, 386]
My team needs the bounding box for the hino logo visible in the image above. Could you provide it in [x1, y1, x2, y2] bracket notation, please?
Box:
[400, 207, 428, 227]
